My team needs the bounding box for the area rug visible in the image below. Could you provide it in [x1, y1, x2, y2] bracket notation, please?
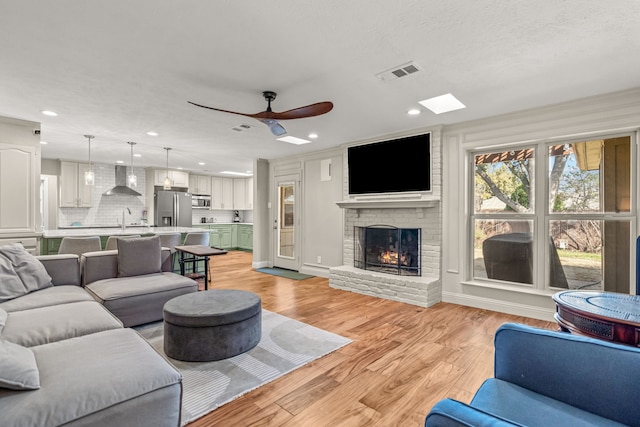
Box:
[256, 267, 315, 280]
[135, 310, 351, 425]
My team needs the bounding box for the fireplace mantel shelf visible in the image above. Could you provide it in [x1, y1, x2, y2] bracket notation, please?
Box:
[336, 198, 439, 209]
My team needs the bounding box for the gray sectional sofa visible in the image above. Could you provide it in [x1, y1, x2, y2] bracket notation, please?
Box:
[0, 237, 198, 426]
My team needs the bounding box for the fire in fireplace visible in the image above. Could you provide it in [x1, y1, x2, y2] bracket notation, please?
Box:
[354, 225, 421, 276]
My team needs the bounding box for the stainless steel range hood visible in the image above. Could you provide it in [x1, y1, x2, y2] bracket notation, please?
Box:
[103, 165, 142, 196]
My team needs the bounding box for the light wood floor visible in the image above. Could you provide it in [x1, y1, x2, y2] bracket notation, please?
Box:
[189, 251, 555, 427]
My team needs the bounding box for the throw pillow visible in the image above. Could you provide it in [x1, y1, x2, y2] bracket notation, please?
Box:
[0, 243, 52, 303]
[0, 340, 40, 390]
[0, 254, 27, 303]
[117, 236, 162, 277]
[0, 307, 7, 335]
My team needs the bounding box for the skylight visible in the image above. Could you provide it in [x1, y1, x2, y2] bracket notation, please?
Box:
[277, 136, 311, 145]
[418, 93, 466, 114]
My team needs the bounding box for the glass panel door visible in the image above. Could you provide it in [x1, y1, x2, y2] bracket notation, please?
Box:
[274, 175, 299, 270]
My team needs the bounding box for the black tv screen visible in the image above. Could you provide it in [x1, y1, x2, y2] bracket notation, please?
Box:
[348, 133, 431, 195]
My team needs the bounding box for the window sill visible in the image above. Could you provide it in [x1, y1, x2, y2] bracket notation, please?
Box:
[461, 279, 557, 298]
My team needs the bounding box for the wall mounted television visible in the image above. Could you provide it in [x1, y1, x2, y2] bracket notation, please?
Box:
[348, 132, 431, 195]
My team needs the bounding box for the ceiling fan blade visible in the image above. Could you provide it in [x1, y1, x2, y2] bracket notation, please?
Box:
[188, 101, 254, 118]
[251, 102, 334, 120]
[260, 119, 287, 136]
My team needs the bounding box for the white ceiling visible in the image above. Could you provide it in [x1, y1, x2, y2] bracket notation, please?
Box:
[2, 1, 639, 176]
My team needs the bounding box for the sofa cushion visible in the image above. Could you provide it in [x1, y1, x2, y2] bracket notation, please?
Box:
[0, 285, 94, 313]
[86, 272, 197, 327]
[0, 307, 6, 334]
[0, 340, 40, 390]
[1, 301, 123, 347]
[471, 378, 627, 427]
[117, 236, 162, 277]
[426, 398, 524, 426]
[0, 243, 52, 299]
[0, 328, 182, 426]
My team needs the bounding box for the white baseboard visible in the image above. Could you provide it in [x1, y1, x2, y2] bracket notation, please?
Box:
[442, 291, 556, 322]
[299, 264, 330, 278]
[252, 260, 269, 269]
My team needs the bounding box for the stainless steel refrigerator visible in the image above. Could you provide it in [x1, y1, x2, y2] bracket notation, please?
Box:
[154, 191, 192, 227]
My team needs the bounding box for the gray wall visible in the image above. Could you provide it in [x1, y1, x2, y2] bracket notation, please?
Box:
[302, 154, 343, 274]
[252, 158, 270, 269]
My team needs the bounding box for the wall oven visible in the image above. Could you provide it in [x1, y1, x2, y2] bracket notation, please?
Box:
[192, 194, 211, 209]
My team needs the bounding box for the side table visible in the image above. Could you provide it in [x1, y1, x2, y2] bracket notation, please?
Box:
[553, 290, 640, 346]
[175, 245, 227, 290]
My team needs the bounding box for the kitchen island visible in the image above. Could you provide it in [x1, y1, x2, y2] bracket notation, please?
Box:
[40, 227, 214, 255]
[190, 223, 253, 251]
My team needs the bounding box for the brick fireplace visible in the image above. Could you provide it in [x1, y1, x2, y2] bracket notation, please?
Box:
[329, 201, 441, 308]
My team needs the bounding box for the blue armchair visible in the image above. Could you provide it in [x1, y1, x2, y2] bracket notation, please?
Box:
[425, 323, 640, 427]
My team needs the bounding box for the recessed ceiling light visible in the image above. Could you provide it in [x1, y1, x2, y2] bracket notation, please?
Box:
[198, 162, 205, 166]
[408, 109, 421, 116]
[177, 167, 184, 170]
[133, 153, 142, 157]
[116, 160, 124, 164]
[418, 93, 466, 114]
[277, 136, 311, 145]
[40, 141, 48, 145]
[308, 133, 318, 139]
[146, 131, 158, 136]
[41, 110, 57, 116]
[220, 171, 253, 177]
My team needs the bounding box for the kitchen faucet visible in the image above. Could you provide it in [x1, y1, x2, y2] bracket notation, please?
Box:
[122, 207, 131, 231]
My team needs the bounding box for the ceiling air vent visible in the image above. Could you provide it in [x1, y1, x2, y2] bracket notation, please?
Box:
[375, 61, 422, 82]
[232, 123, 252, 132]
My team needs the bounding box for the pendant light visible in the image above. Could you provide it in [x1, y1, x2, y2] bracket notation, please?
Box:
[163, 147, 172, 190]
[127, 141, 137, 188]
[84, 135, 95, 186]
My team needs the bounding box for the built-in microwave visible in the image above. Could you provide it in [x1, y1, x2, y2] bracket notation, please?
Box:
[192, 194, 211, 209]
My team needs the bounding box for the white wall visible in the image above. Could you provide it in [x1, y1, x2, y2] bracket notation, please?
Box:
[441, 88, 640, 321]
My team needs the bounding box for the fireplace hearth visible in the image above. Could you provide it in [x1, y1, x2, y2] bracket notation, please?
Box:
[354, 225, 421, 276]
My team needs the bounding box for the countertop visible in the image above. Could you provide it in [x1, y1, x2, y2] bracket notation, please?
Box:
[42, 227, 213, 238]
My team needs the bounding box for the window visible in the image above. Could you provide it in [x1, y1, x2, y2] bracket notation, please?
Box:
[471, 135, 634, 293]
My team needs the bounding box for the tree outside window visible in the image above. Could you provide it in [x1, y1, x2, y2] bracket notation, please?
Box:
[472, 136, 632, 293]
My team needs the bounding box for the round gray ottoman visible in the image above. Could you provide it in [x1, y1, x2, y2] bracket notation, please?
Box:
[163, 289, 262, 362]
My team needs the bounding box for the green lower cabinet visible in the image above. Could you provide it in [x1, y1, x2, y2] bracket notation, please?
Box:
[237, 225, 253, 250]
[210, 225, 233, 249]
[209, 229, 221, 248]
[41, 237, 63, 255]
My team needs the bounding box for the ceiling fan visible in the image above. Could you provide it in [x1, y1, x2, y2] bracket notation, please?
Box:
[188, 91, 333, 136]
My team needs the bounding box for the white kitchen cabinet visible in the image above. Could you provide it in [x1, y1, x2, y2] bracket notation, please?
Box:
[0, 143, 38, 233]
[211, 177, 233, 209]
[189, 174, 212, 195]
[0, 237, 38, 254]
[245, 177, 253, 210]
[233, 178, 246, 210]
[232, 177, 253, 210]
[60, 161, 93, 208]
[153, 169, 190, 188]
